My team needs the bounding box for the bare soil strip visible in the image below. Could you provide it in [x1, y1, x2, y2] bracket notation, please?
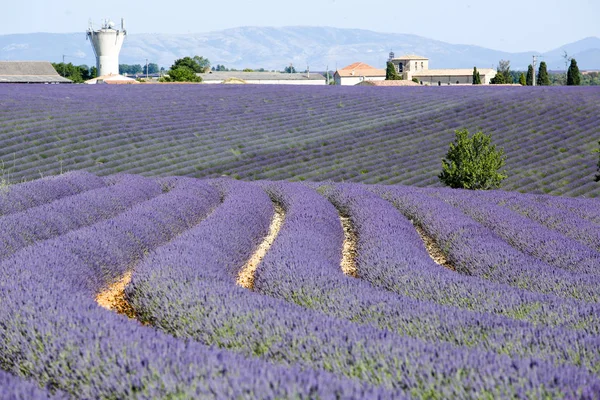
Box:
[95, 271, 136, 318]
[414, 224, 456, 271]
[95, 197, 224, 319]
[237, 203, 285, 290]
[340, 215, 359, 278]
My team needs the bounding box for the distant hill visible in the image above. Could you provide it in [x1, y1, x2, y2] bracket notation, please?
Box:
[0, 26, 599, 71]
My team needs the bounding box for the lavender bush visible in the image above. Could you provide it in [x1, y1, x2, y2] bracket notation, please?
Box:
[0, 370, 65, 400]
[125, 180, 600, 397]
[0, 174, 161, 260]
[424, 187, 600, 275]
[379, 185, 600, 303]
[0, 85, 599, 196]
[334, 183, 600, 333]
[464, 189, 600, 252]
[0, 177, 388, 399]
[0, 171, 104, 216]
[0, 173, 599, 398]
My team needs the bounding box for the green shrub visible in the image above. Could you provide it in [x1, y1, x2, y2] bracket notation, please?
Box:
[439, 129, 507, 190]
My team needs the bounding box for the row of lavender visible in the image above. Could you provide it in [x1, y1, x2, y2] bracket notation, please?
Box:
[0, 172, 599, 398]
[126, 179, 600, 397]
[1, 84, 599, 196]
[0, 173, 389, 399]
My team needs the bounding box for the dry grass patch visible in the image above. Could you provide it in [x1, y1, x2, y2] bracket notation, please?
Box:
[237, 203, 285, 290]
[414, 224, 456, 271]
[340, 215, 359, 278]
[96, 271, 136, 318]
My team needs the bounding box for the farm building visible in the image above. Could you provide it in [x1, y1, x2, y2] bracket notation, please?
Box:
[0, 61, 72, 84]
[356, 80, 420, 87]
[198, 71, 326, 85]
[334, 62, 386, 86]
[389, 55, 496, 85]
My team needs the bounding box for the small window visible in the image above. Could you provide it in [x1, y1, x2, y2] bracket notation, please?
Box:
[421, 62, 424, 69]
[415, 62, 418, 70]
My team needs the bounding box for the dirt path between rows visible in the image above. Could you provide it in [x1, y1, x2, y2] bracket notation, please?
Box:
[95, 193, 225, 318]
[95, 271, 136, 318]
[413, 224, 456, 271]
[340, 215, 359, 278]
[237, 203, 285, 290]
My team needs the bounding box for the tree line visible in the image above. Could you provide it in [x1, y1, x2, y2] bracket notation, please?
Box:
[482, 58, 585, 86]
[119, 63, 160, 75]
[52, 63, 96, 83]
[53, 62, 162, 82]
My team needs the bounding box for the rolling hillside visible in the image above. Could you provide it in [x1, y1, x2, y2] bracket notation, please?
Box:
[0, 172, 600, 398]
[0, 84, 599, 197]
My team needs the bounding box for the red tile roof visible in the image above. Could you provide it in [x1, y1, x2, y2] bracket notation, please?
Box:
[336, 62, 386, 77]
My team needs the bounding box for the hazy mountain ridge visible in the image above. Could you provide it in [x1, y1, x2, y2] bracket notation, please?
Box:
[0, 26, 598, 71]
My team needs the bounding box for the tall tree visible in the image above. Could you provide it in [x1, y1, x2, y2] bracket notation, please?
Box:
[172, 56, 210, 73]
[143, 63, 159, 75]
[537, 62, 550, 86]
[386, 62, 401, 80]
[161, 66, 202, 82]
[519, 72, 526, 86]
[119, 64, 142, 74]
[526, 65, 534, 86]
[472, 67, 481, 84]
[497, 60, 513, 84]
[567, 58, 581, 85]
[52, 62, 85, 82]
[192, 56, 211, 73]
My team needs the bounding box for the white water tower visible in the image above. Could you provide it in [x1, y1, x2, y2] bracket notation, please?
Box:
[86, 18, 127, 76]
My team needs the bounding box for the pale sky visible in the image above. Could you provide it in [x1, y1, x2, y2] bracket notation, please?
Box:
[2, 0, 599, 52]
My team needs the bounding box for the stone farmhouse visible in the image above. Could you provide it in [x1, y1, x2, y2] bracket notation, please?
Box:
[334, 62, 386, 86]
[335, 54, 497, 86]
[389, 54, 497, 85]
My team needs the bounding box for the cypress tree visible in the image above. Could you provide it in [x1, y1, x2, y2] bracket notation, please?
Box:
[472, 67, 482, 84]
[537, 62, 550, 86]
[519, 73, 526, 85]
[526, 65, 534, 86]
[567, 58, 581, 85]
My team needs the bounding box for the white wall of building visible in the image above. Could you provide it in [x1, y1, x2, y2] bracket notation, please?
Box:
[480, 70, 497, 84]
[413, 71, 497, 85]
[414, 75, 473, 85]
[335, 75, 386, 86]
[202, 79, 326, 85]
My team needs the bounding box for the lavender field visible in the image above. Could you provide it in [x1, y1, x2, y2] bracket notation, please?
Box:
[0, 84, 599, 197]
[0, 171, 599, 399]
